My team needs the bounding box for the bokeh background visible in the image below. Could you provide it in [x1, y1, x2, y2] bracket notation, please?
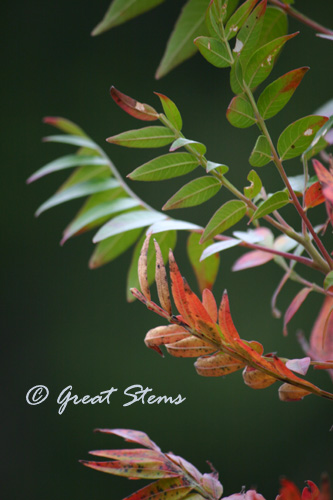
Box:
[3, 1, 333, 498]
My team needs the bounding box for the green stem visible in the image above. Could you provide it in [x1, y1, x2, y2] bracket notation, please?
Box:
[268, 0, 333, 36]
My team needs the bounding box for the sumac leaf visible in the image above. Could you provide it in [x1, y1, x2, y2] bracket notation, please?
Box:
[226, 94, 257, 128]
[277, 116, 329, 160]
[163, 177, 221, 210]
[194, 36, 233, 68]
[128, 153, 200, 181]
[283, 287, 312, 336]
[252, 191, 289, 220]
[110, 87, 159, 121]
[155, 93, 183, 130]
[249, 135, 272, 167]
[107, 127, 175, 148]
[201, 200, 247, 242]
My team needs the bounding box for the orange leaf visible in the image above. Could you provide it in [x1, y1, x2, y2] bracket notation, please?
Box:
[304, 181, 325, 209]
[145, 325, 189, 347]
[278, 383, 311, 401]
[169, 250, 195, 328]
[195, 352, 245, 377]
[218, 291, 241, 344]
[121, 477, 192, 500]
[166, 337, 216, 358]
[154, 239, 172, 315]
[202, 289, 218, 323]
[312, 159, 333, 204]
[242, 366, 276, 389]
[277, 479, 301, 500]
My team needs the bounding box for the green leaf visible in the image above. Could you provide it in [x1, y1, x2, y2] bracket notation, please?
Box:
[194, 36, 232, 68]
[257, 67, 309, 120]
[244, 33, 298, 90]
[249, 135, 272, 166]
[244, 170, 262, 198]
[89, 228, 143, 269]
[170, 138, 206, 155]
[234, 0, 266, 61]
[226, 93, 256, 128]
[107, 126, 175, 148]
[303, 137, 329, 161]
[93, 210, 167, 242]
[63, 188, 124, 238]
[201, 200, 247, 241]
[127, 230, 177, 301]
[230, 57, 244, 94]
[257, 5, 288, 47]
[43, 116, 87, 136]
[200, 239, 241, 260]
[61, 198, 140, 244]
[43, 134, 97, 150]
[35, 178, 120, 216]
[27, 155, 108, 183]
[324, 270, 333, 290]
[252, 191, 289, 220]
[128, 153, 200, 181]
[149, 219, 201, 233]
[206, 161, 229, 175]
[277, 115, 329, 160]
[58, 162, 110, 192]
[156, 0, 209, 79]
[206, 0, 240, 38]
[225, 0, 260, 40]
[187, 232, 220, 292]
[163, 177, 221, 210]
[155, 93, 183, 130]
[92, 0, 164, 35]
[302, 115, 333, 158]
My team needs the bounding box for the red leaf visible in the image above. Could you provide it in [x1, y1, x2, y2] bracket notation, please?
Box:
[166, 336, 216, 357]
[218, 291, 241, 344]
[232, 250, 274, 271]
[283, 288, 312, 336]
[301, 481, 320, 500]
[304, 182, 325, 209]
[94, 429, 161, 452]
[277, 479, 301, 500]
[169, 250, 195, 328]
[110, 87, 159, 121]
[145, 325, 189, 350]
[195, 352, 245, 377]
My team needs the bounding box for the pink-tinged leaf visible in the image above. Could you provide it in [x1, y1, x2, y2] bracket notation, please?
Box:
[223, 491, 266, 500]
[43, 116, 87, 136]
[202, 289, 218, 323]
[232, 250, 274, 271]
[80, 459, 180, 479]
[218, 291, 241, 344]
[122, 477, 193, 500]
[271, 271, 291, 319]
[312, 159, 333, 204]
[166, 336, 215, 358]
[201, 473, 223, 500]
[304, 181, 325, 209]
[301, 481, 320, 500]
[110, 87, 159, 121]
[89, 449, 165, 461]
[283, 288, 312, 336]
[285, 357, 311, 376]
[94, 429, 161, 452]
[155, 93, 182, 131]
[305, 295, 333, 381]
[166, 453, 202, 484]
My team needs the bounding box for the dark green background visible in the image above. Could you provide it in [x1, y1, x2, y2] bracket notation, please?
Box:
[3, 1, 332, 498]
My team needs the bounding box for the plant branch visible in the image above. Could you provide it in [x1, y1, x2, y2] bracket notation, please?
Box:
[243, 83, 333, 272]
[268, 0, 333, 36]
